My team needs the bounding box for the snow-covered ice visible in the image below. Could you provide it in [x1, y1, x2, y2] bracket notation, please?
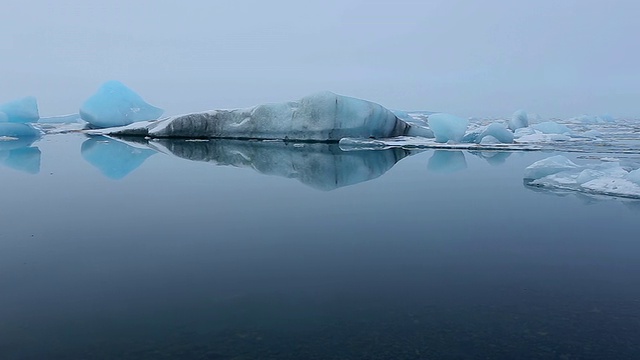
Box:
[0, 96, 39, 123]
[532, 121, 572, 134]
[428, 113, 468, 143]
[523, 155, 580, 180]
[524, 155, 640, 199]
[80, 81, 164, 128]
[94, 91, 409, 141]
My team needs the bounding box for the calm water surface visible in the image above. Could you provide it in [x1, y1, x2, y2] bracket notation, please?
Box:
[1, 134, 639, 359]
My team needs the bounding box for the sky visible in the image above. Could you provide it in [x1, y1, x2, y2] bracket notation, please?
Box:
[1, 0, 639, 118]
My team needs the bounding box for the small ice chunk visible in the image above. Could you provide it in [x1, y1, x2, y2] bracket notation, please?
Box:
[428, 113, 468, 143]
[478, 123, 514, 144]
[0, 96, 39, 123]
[626, 168, 640, 185]
[532, 121, 571, 134]
[38, 113, 82, 124]
[479, 135, 500, 144]
[509, 110, 528, 131]
[524, 155, 579, 180]
[514, 127, 536, 138]
[80, 81, 164, 128]
[0, 123, 42, 138]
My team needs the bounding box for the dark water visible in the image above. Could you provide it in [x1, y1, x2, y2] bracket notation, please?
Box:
[1, 134, 639, 359]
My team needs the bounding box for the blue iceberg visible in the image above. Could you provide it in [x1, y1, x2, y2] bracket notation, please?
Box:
[0, 123, 42, 138]
[80, 81, 164, 128]
[427, 113, 468, 143]
[509, 110, 528, 131]
[0, 96, 39, 123]
[477, 123, 514, 144]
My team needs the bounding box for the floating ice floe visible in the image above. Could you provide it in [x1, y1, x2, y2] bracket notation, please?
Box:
[80, 81, 164, 128]
[0, 96, 39, 123]
[524, 155, 640, 199]
[428, 113, 468, 143]
[509, 110, 529, 131]
[91, 91, 411, 141]
[532, 121, 572, 135]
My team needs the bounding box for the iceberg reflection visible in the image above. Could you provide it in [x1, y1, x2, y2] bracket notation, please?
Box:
[81, 136, 157, 179]
[0, 134, 41, 174]
[151, 138, 411, 191]
[427, 150, 467, 173]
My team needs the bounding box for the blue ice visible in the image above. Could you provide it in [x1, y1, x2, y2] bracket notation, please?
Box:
[0, 96, 39, 123]
[80, 81, 164, 128]
[428, 113, 468, 143]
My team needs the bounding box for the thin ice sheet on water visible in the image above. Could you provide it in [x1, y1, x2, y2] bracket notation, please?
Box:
[339, 136, 541, 151]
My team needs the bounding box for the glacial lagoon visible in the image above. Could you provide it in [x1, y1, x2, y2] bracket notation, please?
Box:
[1, 128, 639, 359]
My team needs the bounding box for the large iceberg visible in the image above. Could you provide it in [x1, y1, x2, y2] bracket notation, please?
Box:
[0, 96, 39, 123]
[80, 81, 164, 128]
[96, 92, 410, 142]
[428, 113, 468, 143]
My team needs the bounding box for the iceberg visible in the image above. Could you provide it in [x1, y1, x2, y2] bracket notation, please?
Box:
[532, 121, 571, 134]
[509, 110, 528, 131]
[477, 123, 514, 144]
[0, 123, 42, 138]
[428, 113, 468, 143]
[95, 91, 409, 142]
[80, 81, 164, 128]
[0, 96, 39, 123]
[81, 136, 157, 179]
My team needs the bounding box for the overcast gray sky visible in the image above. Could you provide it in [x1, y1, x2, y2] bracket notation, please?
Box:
[1, 0, 638, 118]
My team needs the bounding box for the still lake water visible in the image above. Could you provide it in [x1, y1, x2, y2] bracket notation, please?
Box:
[1, 133, 639, 359]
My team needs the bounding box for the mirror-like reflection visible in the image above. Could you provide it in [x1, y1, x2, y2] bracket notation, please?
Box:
[0, 137, 41, 174]
[145, 138, 411, 190]
[81, 136, 157, 179]
[470, 151, 512, 166]
[427, 150, 467, 173]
